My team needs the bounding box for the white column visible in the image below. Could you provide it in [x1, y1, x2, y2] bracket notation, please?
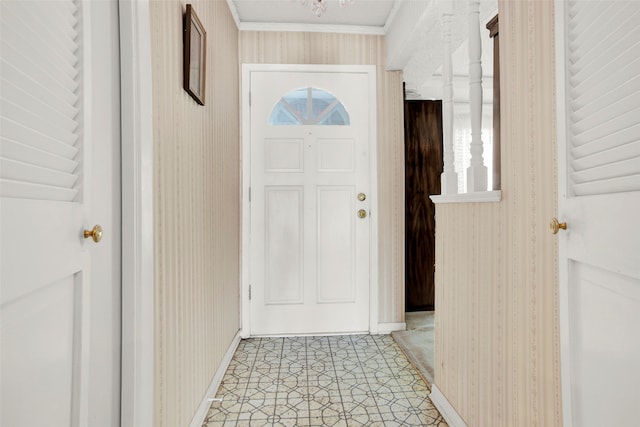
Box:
[466, 0, 488, 192]
[440, 0, 458, 195]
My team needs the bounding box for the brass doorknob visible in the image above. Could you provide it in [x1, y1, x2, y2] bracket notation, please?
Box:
[84, 224, 103, 243]
[357, 209, 367, 219]
[357, 193, 367, 201]
[550, 218, 567, 235]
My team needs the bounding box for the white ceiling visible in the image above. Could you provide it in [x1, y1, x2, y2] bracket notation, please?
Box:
[229, 0, 499, 101]
[231, 0, 397, 28]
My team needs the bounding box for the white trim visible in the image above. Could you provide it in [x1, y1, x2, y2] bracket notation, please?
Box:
[188, 331, 242, 427]
[430, 190, 501, 204]
[119, 1, 155, 426]
[377, 322, 406, 334]
[238, 21, 385, 35]
[240, 65, 251, 339]
[241, 63, 378, 338]
[225, 0, 241, 29]
[554, 1, 573, 426]
[429, 385, 468, 427]
[382, 0, 404, 34]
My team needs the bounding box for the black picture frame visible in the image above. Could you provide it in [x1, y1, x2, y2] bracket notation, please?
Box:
[183, 4, 206, 105]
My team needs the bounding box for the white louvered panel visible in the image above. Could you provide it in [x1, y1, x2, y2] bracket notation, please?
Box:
[1, 1, 79, 43]
[1, 117, 78, 159]
[571, 103, 640, 147]
[571, 75, 640, 125]
[0, 0, 82, 202]
[1, 5, 79, 81]
[567, 1, 611, 38]
[569, 55, 640, 116]
[2, 79, 78, 133]
[572, 140, 640, 172]
[0, 179, 77, 202]
[572, 124, 640, 159]
[566, 0, 640, 196]
[1, 158, 78, 189]
[1, 139, 78, 174]
[568, 3, 636, 68]
[1, 43, 79, 107]
[1, 98, 78, 148]
[569, 7, 640, 77]
[573, 175, 640, 197]
[1, 61, 79, 119]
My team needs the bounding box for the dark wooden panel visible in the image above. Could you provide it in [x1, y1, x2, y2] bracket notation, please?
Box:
[487, 14, 500, 190]
[404, 100, 443, 312]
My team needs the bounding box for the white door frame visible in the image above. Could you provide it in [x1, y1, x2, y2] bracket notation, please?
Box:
[554, 4, 573, 423]
[119, 1, 155, 426]
[240, 63, 379, 337]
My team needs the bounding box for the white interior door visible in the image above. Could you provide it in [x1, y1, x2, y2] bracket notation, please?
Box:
[249, 70, 373, 335]
[0, 1, 121, 425]
[555, 1, 640, 426]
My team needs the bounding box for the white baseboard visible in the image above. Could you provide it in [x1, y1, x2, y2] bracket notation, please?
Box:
[189, 330, 242, 427]
[429, 384, 468, 427]
[377, 322, 406, 334]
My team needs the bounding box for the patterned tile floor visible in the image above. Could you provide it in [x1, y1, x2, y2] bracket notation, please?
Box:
[203, 335, 447, 427]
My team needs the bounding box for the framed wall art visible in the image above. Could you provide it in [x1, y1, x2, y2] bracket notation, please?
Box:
[183, 4, 206, 105]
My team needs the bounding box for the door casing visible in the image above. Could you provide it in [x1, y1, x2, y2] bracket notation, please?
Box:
[240, 63, 379, 337]
[119, 1, 155, 426]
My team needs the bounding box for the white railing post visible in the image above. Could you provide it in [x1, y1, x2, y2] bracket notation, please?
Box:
[467, 0, 488, 192]
[441, 0, 458, 194]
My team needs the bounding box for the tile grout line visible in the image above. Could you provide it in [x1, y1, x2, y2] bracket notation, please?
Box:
[304, 336, 312, 426]
[237, 338, 262, 425]
[350, 335, 384, 424]
[272, 337, 285, 426]
[326, 336, 348, 424]
[371, 336, 402, 422]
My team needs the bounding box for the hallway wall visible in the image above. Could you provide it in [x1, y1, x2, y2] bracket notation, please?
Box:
[433, 1, 562, 426]
[150, 1, 240, 426]
[240, 32, 405, 324]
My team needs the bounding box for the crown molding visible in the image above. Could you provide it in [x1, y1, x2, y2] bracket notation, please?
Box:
[238, 21, 385, 35]
[225, 0, 241, 28]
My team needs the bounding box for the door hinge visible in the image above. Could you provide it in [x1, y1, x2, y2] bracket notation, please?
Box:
[248, 285, 252, 300]
[248, 186, 251, 202]
[249, 91, 251, 106]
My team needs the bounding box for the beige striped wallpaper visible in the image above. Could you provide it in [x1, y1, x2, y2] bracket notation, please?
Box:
[433, 1, 562, 426]
[239, 32, 406, 324]
[150, 1, 240, 426]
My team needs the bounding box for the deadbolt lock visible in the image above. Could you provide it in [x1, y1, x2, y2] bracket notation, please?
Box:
[357, 193, 366, 202]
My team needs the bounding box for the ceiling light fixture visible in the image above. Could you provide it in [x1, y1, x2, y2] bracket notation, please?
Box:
[299, 0, 355, 18]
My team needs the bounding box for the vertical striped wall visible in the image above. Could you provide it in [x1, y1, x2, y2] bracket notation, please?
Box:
[239, 32, 405, 323]
[150, 1, 240, 426]
[434, 1, 562, 426]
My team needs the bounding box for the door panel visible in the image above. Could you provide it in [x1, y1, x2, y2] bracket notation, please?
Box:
[265, 186, 304, 304]
[1, 276, 76, 426]
[556, 1, 640, 425]
[250, 71, 372, 335]
[404, 100, 442, 311]
[317, 186, 355, 303]
[568, 262, 640, 427]
[0, 1, 121, 425]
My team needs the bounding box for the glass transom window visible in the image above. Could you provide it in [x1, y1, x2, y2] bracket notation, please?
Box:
[269, 87, 350, 126]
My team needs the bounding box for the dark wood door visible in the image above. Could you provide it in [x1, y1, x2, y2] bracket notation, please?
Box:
[404, 100, 443, 311]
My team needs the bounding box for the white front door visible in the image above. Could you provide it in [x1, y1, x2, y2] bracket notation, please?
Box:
[555, 1, 640, 426]
[249, 70, 373, 335]
[1, 1, 121, 425]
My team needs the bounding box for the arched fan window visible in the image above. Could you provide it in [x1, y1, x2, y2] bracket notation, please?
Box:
[269, 87, 350, 126]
